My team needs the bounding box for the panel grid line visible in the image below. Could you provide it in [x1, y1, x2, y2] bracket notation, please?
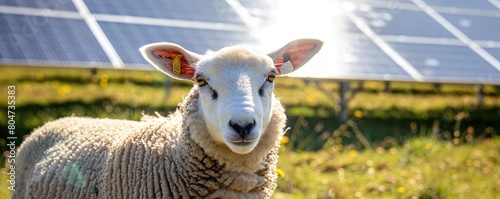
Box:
[336, 0, 500, 18]
[93, 14, 248, 32]
[0, 5, 81, 19]
[72, 0, 124, 69]
[224, 0, 258, 29]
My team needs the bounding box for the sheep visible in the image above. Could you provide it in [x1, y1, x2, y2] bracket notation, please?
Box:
[13, 38, 323, 199]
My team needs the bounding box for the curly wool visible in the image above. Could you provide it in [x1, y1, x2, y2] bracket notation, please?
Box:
[13, 118, 139, 198]
[14, 87, 286, 199]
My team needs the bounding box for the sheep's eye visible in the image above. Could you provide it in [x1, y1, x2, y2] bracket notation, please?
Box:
[267, 74, 276, 82]
[196, 76, 207, 86]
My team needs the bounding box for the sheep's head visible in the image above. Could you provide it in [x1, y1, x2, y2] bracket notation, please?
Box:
[140, 39, 322, 154]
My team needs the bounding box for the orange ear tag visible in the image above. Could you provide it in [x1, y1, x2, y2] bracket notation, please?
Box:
[172, 54, 182, 75]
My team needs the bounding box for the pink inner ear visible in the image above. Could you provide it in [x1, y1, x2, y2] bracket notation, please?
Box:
[285, 43, 316, 54]
[153, 50, 195, 75]
[274, 43, 317, 73]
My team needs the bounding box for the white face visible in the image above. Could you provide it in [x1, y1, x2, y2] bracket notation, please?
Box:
[194, 47, 277, 154]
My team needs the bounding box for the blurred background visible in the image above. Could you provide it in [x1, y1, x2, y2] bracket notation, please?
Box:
[1, 0, 500, 198]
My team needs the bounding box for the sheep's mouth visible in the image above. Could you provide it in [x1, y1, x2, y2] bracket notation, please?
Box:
[229, 140, 255, 146]
[226, 138, 259, 154]
[224, 132, 260, 154]
[225, 132, 258, 144]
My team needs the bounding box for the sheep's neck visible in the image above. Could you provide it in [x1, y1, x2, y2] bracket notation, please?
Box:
[173, 133, 272, 198]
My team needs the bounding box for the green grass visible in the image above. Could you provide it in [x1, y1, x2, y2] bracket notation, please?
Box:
[0, 172, 11, 199]
[1, 65, 500, 198]
[273, 137, 500, 199]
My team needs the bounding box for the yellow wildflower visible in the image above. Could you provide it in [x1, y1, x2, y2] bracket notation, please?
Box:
[425, 143, 433, 150]
[280, 136, 289, 145]
[348, 150, 358, 157]
[58, 84, 72, 95]
[353, 110, 363, 118]
[276, 169, 285, 177]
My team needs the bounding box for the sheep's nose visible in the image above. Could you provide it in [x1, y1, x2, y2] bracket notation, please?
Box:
[229, 119, 256, 139]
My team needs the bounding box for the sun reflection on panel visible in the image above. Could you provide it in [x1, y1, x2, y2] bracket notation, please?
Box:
[250, 0, 371, 79]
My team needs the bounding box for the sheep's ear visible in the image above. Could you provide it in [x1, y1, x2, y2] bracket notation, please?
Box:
[140, 42, 202, 81]
[268, 39, 323, 75]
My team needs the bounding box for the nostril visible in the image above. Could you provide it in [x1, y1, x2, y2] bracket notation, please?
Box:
[229, 119, 256, 138]
[243, 119, 256, 130]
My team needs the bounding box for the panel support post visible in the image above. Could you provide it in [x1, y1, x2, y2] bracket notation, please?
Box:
[475, 85, 484, 107]
[433, 83, 442, 92]
[384, 81, 391, 92]
[339, 81, 350, 123]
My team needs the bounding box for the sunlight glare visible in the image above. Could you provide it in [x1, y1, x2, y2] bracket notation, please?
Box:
[250, 0, 364, 78]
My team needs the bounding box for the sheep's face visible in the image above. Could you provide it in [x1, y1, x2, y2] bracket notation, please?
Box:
[141, 39, 322, 154]
[194, 48, 276, 154]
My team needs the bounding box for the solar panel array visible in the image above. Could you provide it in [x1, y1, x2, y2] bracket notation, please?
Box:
[1, 0, 500, 85]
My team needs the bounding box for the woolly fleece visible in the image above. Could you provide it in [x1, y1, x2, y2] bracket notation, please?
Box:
[14, 87, 286, 199]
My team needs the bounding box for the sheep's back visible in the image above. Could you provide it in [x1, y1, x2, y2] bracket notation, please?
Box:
[14, 117, 139, 199]
[103, 114, 185, 198]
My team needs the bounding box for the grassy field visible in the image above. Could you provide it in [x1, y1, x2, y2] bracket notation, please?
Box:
[1, 65, 500, 198]
[273, 137, 500, 199]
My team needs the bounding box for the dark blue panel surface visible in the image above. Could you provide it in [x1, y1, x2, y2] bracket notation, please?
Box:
[485, 48, 500, 64]
[442, 14, 500, 41]
[390, 42, 500, 82]
[86, 0, 244, 25]
[0, 14, 110, 65]
[354, 8, 456, 38]
[483, 48, 500, 82]
[99, 22, 256, 66]
[424, 0, 498, 11]
[0, 0, 77, 11]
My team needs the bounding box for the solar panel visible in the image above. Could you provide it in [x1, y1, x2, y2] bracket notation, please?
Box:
[0, 13, 110, 67]
[0, 0, 500, 85]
